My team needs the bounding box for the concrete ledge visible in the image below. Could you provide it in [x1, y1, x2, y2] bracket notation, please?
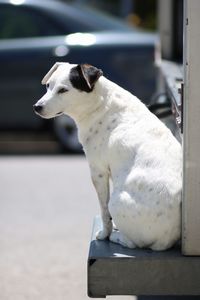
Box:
[88, 216, 200, 298]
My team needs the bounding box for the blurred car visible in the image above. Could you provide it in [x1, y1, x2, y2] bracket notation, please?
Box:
[0, 0, 157, 152]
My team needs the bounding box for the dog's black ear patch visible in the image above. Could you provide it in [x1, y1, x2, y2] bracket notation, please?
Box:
[69, 64, 103, 93]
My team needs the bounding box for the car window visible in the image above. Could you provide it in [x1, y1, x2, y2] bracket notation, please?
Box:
[0, 5, 65, 39]
[45, 2, 135, 33]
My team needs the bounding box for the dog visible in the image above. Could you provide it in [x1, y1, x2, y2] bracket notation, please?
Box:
[33, 62, 182, 251]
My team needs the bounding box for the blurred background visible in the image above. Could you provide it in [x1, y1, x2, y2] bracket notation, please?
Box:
[0, 1, 184, 300]
[0, 0, 158, 154]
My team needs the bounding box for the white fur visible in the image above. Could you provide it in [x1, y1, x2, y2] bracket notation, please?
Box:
[34, 62, 182, 251]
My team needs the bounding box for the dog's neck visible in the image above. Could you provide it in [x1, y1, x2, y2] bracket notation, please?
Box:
[64, 76, 143, 143]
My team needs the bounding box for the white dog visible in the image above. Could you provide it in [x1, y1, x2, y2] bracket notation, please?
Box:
[33, 62, 182, 251]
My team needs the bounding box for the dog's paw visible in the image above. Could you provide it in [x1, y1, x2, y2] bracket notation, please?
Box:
[96, 229, 110, 240]
[109, 231, 136, 248]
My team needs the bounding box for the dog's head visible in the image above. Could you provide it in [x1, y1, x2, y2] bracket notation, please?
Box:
[33, 62, 103, 119]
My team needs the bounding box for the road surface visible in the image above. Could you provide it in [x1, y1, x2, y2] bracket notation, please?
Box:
[0, 155, 135, 300]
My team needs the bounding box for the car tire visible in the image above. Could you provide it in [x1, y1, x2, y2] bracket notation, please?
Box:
[53, 115, 83, 153]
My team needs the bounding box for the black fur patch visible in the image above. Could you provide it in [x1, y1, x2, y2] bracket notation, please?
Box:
[69, 64, 103, 93]
[70, 65, 91, 92]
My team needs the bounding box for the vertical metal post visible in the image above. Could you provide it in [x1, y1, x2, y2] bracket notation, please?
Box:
[182, 0, 200, 255]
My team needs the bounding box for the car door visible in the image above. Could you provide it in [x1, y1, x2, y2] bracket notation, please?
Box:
[0, 3, 69, 129]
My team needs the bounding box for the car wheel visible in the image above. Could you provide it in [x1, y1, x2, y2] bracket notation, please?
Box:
[53, 115, 83, 153]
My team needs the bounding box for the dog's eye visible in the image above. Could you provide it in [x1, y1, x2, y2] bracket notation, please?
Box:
[46, 83, 49, 90]
[58, 88, 68, 94]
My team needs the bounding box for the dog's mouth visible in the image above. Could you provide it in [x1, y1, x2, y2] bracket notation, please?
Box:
[33, 104, 64, 118]
[56, 111, 63, 116]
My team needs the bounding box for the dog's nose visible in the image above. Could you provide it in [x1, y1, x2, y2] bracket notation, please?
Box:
[33, 104, 43, 113]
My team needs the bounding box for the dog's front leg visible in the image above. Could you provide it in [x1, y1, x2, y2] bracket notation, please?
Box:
[90, 166, 112, 240]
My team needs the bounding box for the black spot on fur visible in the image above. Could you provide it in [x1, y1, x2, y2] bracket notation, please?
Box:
[69, 64, 103, 93]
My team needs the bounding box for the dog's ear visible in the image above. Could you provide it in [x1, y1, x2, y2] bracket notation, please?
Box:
[70, 64, 103, 92]
[80, 64, 103, 91]
[41, 62, 64, 85]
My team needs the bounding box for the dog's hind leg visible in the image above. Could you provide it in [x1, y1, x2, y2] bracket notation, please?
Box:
[109, 230, 136, 249]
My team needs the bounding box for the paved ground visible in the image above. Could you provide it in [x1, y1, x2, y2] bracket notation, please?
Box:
[0, 155, 198, 300]
[0, 155, 135, 300]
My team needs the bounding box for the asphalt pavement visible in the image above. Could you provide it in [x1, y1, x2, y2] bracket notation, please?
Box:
[0, 155, 135, 300]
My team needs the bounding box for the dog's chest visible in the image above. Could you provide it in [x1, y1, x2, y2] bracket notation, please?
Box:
[82, 117, 118, 158]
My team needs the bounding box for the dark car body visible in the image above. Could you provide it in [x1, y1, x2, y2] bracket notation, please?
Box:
[0, 0, 157, 151]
